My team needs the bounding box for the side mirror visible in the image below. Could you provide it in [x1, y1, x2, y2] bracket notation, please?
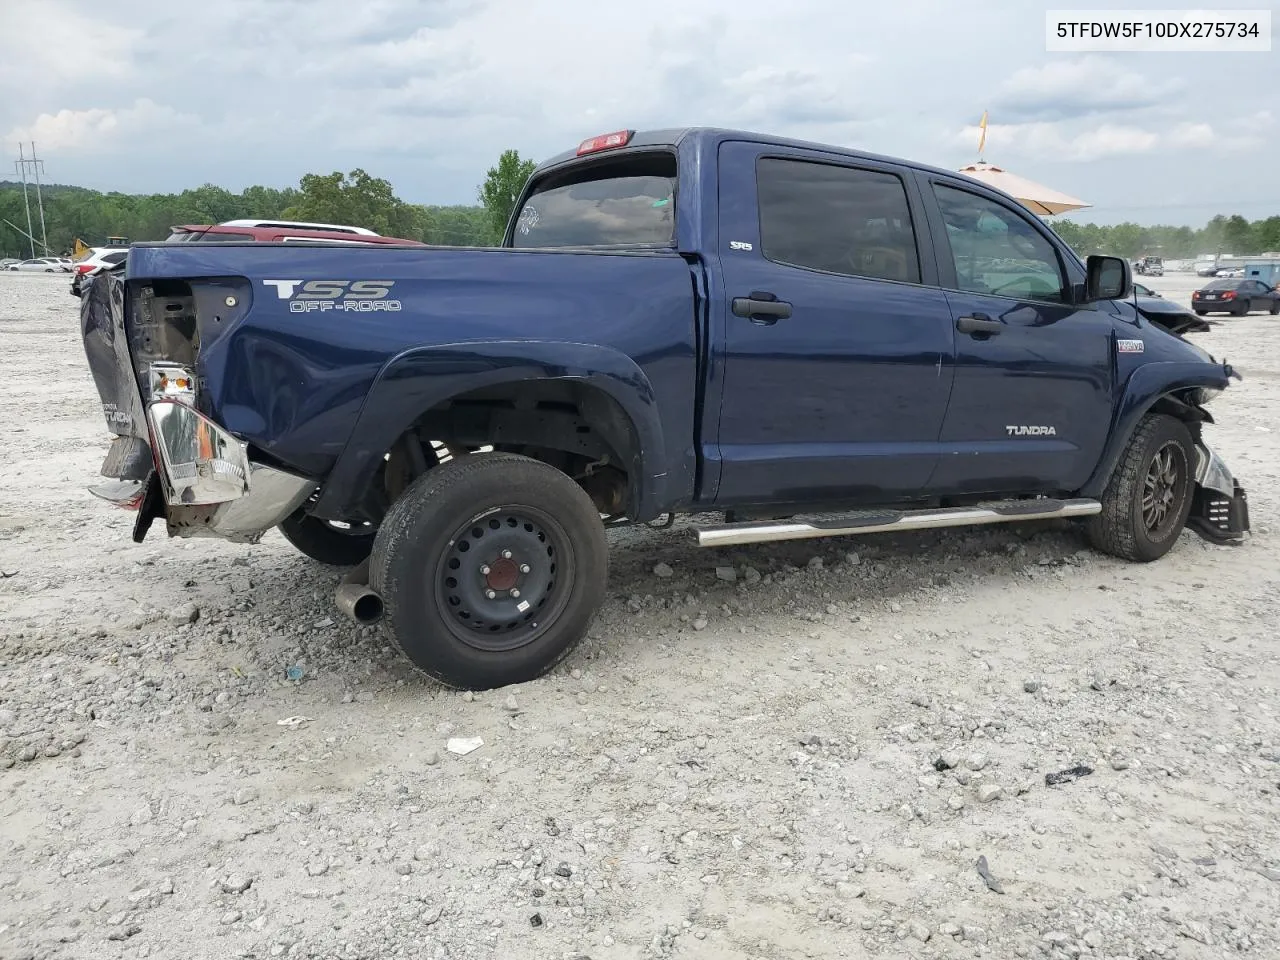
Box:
[1084, 255, 1132, 302]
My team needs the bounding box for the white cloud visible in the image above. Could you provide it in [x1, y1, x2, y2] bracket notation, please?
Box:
[994, 56, 1182, 121]
[957, 121, 1158, 161]
[5, 100, 200, 155]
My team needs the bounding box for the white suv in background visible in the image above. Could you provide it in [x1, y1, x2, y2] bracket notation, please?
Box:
[70, 247, 129, 297]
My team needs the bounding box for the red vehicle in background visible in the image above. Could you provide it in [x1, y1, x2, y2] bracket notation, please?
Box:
[165, 219, 425, 246]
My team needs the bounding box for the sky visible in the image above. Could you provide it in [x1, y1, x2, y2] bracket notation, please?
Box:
[1, 0, 1277, 226]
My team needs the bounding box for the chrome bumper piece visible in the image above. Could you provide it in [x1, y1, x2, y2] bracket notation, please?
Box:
[91, 400, 318, 543]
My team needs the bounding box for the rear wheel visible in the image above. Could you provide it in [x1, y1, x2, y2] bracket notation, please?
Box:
[1193, 309, 1207, 316]
[1234, 301, 1249, 316]
[370, 453, 608, 690]
[1270, 300, 1280, 315]
[1087, 413, 1195, 562]
[280, 512, 376, 566]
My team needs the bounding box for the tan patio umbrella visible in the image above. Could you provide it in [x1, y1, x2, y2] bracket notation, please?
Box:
[957, 162, 1091, 216]
[958, 113, 1090, 216]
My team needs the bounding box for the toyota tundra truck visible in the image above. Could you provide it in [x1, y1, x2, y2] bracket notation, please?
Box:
[80, 127, 1250, 690]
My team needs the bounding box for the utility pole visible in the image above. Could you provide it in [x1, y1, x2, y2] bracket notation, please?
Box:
[15, 143, 36, 258]
[13, 142, 50, 256]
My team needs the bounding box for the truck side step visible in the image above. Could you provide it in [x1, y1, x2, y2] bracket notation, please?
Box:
[693, 498, 1102, 547]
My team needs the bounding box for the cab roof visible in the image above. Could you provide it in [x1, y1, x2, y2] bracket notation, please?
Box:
[533, 126, 971, 183]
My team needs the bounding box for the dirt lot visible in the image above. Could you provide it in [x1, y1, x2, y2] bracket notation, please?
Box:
[1, 270, 1279, 960]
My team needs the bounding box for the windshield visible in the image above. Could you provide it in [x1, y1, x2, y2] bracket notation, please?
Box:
[510, 154, 676, 249]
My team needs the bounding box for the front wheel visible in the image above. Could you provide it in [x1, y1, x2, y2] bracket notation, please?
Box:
[370, 453, 608, 690]
[1087, 413, 1195, 562]
[1270, 300, 1280, 315]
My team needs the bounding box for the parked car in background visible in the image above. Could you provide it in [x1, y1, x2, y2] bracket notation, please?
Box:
[1195, 262, 1219, 276]
[0, 258, 20, 270]
[70, 247, 130, 297]
[1192, 278, 1280, 316]
[1215, 267, 1244, 278]
[6, 257, 68, 272]
[1133, 255, 1163, 276]
[166, 220, 425, 246]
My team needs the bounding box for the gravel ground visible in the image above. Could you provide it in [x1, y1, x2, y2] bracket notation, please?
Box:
[2, 270, 1279, 960]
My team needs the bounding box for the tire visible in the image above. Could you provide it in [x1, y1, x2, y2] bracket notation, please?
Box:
[1270, 300, 1280, 315]
[1193, 309, 1207, 316]
[1234, 302, 1249, 317]
[1087, 413, 1195, 562]
[279, 512, 376, 566]
[370, 452, 608, 690]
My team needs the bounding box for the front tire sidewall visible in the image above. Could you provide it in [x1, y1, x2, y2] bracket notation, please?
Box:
[1091, 414, 1196, 562]
[371, 454, 608, 690]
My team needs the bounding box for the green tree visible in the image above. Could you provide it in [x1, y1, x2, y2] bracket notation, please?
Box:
[478, 149, 536, 244]
[282, 168, 426, 239]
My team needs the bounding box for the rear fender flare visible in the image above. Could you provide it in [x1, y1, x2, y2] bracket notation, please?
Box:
[311, 340, 666, 521]
[1080, 361, 1229, 498]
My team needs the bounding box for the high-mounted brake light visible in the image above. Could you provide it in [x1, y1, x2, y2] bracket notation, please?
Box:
[576, 130, 634, 156]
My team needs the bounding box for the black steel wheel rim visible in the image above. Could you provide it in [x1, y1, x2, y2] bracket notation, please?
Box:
[433, 505, 574, 653]
[1142, 441, 1187, 539]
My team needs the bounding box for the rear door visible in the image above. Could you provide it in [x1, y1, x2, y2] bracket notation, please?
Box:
[711, 141, 955, 506]
[918, 176, 1115, 496]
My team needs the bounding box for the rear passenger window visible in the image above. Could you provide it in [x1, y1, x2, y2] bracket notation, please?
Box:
[756, 158, 921, 284]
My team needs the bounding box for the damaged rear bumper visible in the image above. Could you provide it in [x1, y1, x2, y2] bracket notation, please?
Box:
[91, 401, 316, 544]
[1188, 443, 1250, 545]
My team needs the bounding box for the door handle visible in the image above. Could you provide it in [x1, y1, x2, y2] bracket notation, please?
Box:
[732, 293, 793, 324]
[956, 314, 1004, 336]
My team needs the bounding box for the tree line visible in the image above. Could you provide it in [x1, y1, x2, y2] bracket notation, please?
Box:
[0, 149, 536, 258]
[3, 149, 1277, 262]
[1050, 214, 1280, 261]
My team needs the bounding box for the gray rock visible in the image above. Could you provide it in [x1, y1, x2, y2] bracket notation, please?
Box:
[807, 557, 824, 570]
[1023, 680, 1041, 693]
[424, 749, 440, 766]
[170, 603, 200, 625]
[937, 751, 962, 770]
[1090, 670, 1108, 691]
[947, 794, 965, 811]
[1110, 755, 1132, 771]
[221, 875, 253, 894]
[966, 752, 989, 771]
[306, 861, 328, 877]
[107, 924, 142, 941]
[503, 695, 519, 713]
[692, 618, 709, 631]
[715, 566, 737, 582]
[977, 783, 1003, 803]
[233, 787, 258, 806]
[395, 863, 413, 876]
[18, 744, 37, 762]
[908, 922, 931, 942]
[962, 925, 988, 943]
[653, 562, 674, 578]
[220, 910, 242, 926]
[743, 566, 762, 584]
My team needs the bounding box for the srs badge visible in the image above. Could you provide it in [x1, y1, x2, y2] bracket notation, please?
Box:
[1117, 339, 1145, 354]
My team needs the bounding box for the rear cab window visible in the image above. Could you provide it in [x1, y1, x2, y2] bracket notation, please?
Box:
[510, 153, 677, 249]
[755, 158, 922, 284]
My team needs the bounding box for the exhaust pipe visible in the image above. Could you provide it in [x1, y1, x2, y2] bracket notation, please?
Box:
[336, 558, 385, 624]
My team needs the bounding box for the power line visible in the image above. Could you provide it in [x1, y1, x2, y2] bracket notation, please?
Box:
[13, 142, 49, 256]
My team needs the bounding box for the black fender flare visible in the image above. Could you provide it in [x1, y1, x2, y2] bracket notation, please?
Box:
[1079, 361, 1229, 498]
[311, 339, 667, 522]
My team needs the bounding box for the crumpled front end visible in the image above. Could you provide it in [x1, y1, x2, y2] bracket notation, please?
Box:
[80, 272, 316, 543]
[1188, 441, 1249, 545]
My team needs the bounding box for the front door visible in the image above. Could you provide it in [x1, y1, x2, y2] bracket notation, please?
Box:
[921, 177, 1115, 496]
[710, 142, 956, 506]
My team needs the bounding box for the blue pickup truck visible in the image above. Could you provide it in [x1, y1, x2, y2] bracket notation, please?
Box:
[81, 127, 1249, 689]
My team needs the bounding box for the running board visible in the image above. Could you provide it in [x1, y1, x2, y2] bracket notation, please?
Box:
[693, 498, 1101, 548]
